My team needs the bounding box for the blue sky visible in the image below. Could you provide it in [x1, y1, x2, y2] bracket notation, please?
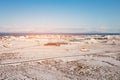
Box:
[0, 0, 120, 33]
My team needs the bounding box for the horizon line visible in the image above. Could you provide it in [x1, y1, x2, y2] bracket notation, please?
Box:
[0, 32, 120, 36]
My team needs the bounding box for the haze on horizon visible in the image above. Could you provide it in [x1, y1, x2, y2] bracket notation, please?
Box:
[0, 0, 120, 33]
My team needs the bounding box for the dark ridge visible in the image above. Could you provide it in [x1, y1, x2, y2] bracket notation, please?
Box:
[0, 32, 120, 36]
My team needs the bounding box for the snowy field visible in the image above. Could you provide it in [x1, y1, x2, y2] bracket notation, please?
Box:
[0, 35, 120, 80]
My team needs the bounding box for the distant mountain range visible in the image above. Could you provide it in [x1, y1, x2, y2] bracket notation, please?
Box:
[0, 32, 120, 36]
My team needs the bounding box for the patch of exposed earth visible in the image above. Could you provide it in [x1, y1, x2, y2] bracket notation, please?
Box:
[0, 56, 120, 80]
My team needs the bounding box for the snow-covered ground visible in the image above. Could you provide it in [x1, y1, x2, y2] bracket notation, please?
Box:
[0, 35, 120, 80]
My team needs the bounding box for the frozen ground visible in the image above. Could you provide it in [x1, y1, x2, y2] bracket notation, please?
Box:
[0, 35, 120, 80]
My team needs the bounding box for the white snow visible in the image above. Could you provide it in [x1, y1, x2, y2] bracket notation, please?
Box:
[0, 35, 120, 80]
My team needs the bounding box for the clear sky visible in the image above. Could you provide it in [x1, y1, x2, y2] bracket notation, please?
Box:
[0, 0, 120, 33]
